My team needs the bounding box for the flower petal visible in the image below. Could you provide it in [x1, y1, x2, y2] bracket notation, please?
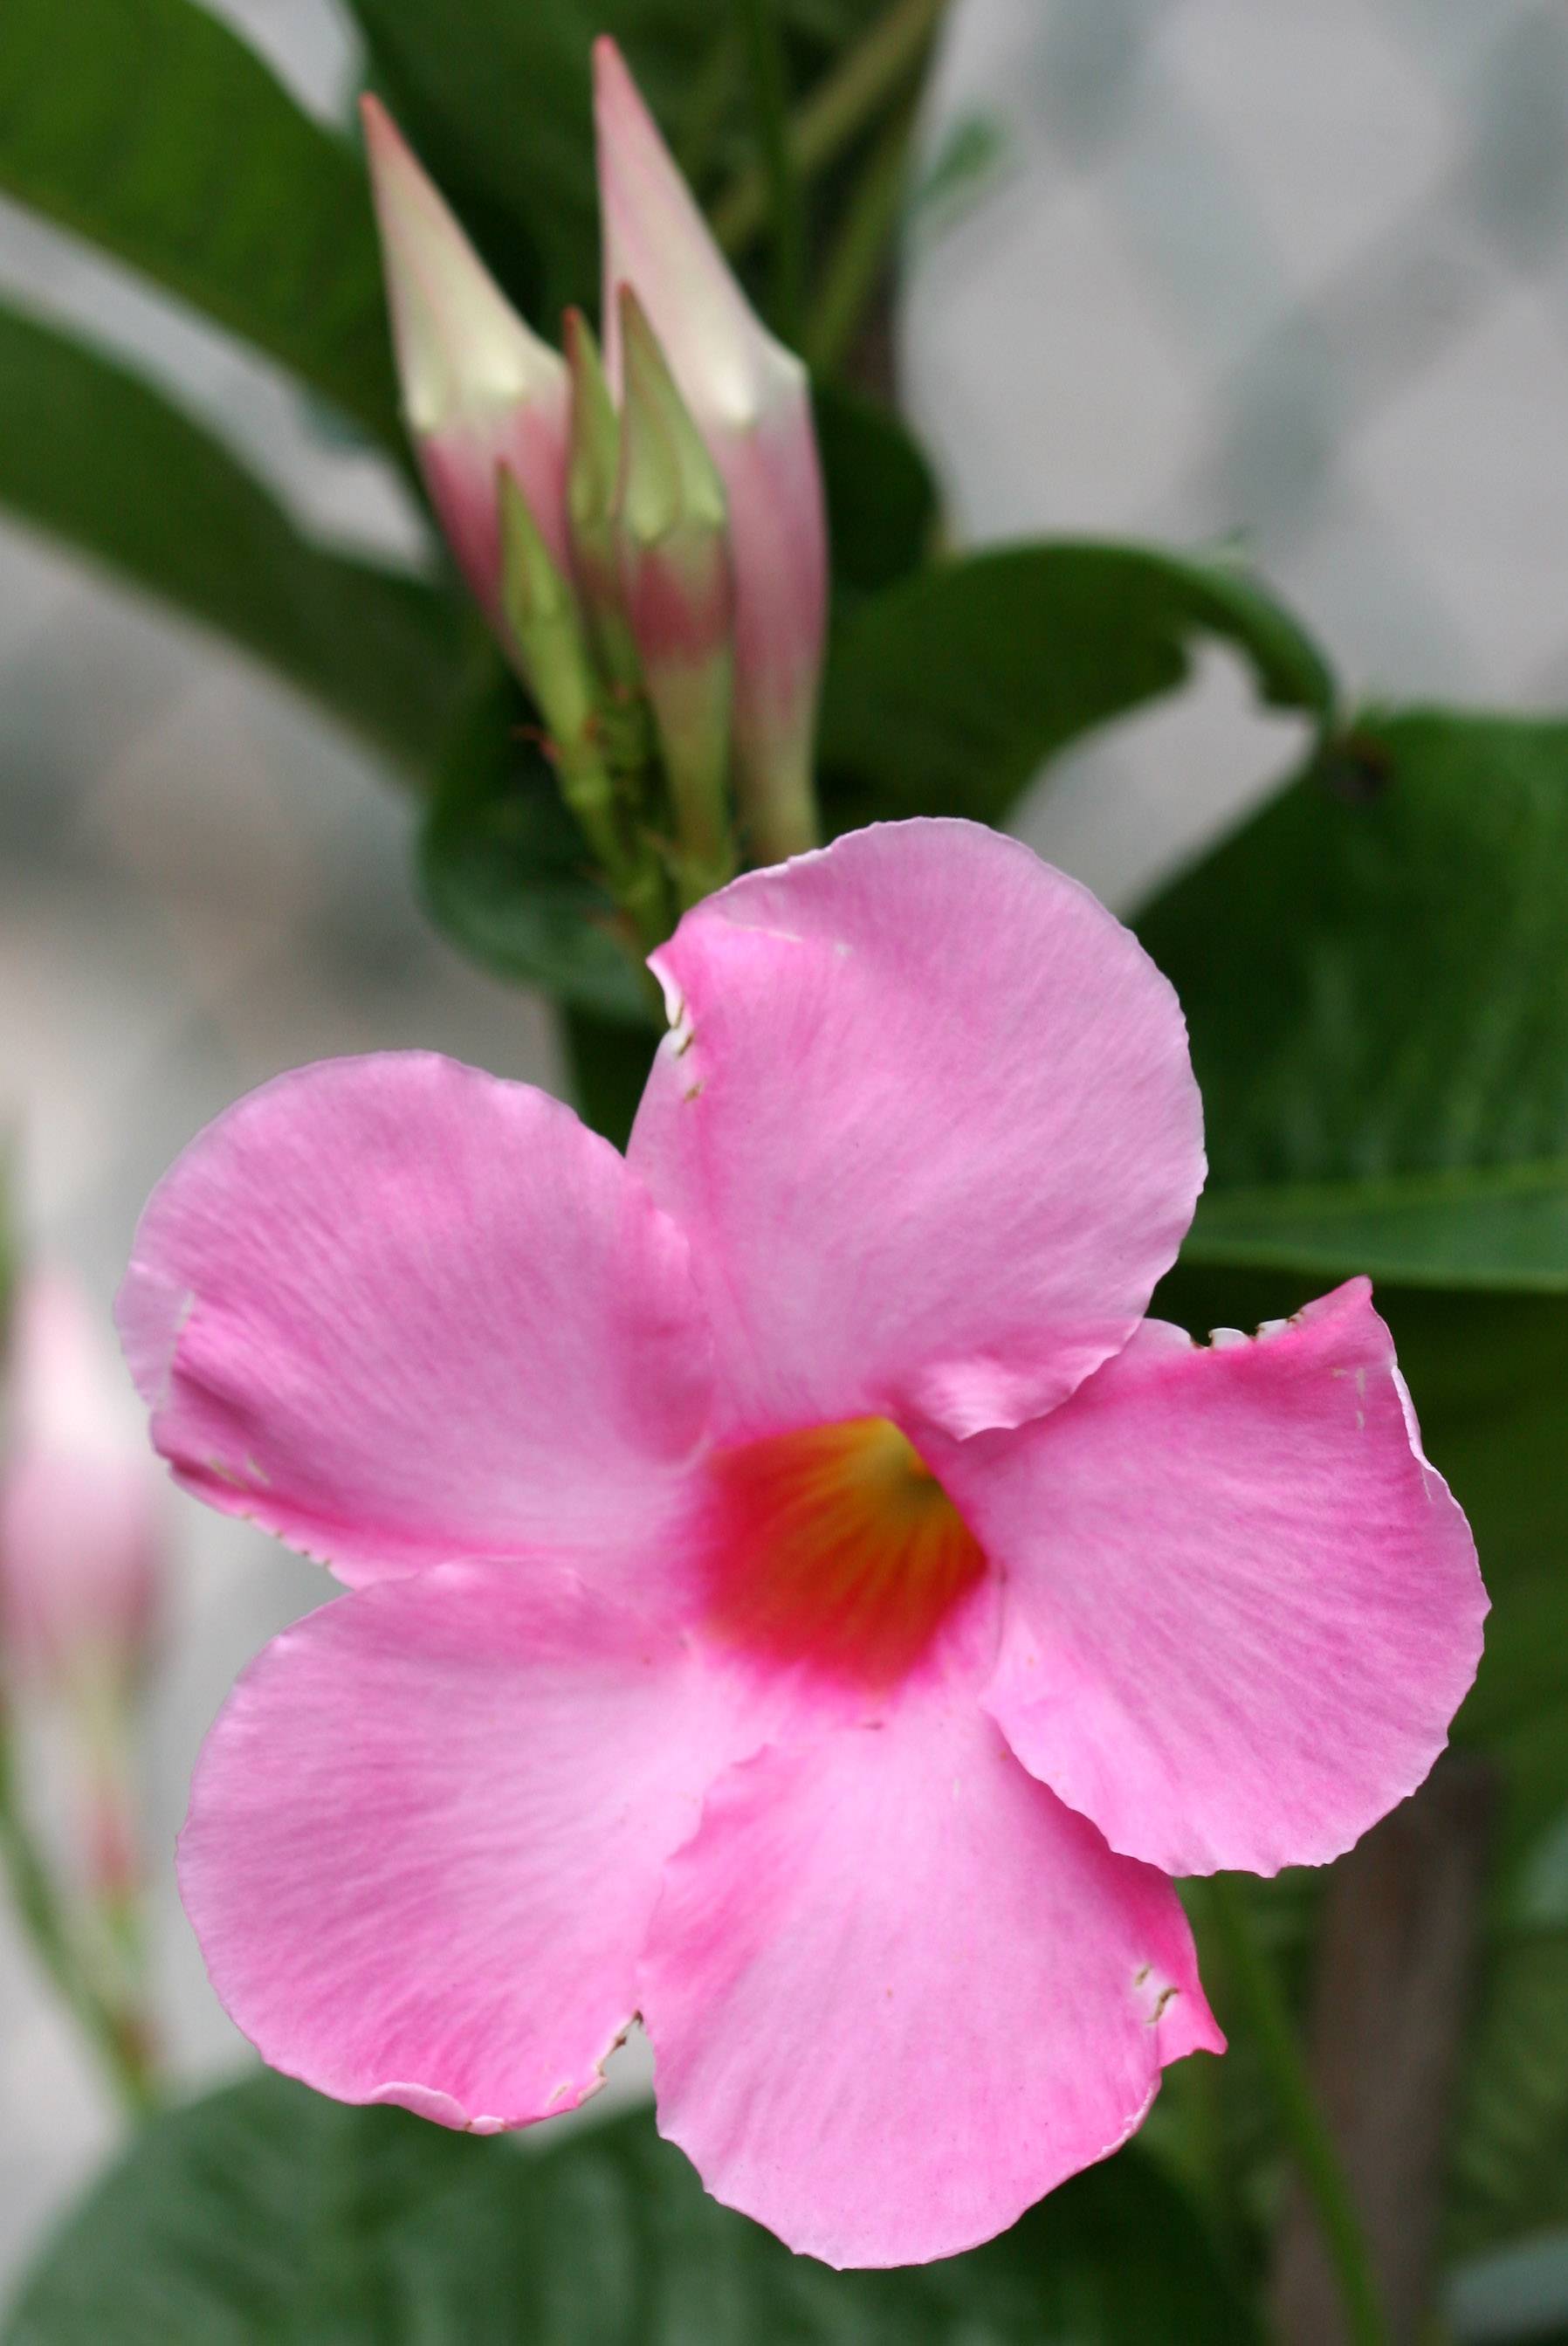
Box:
[629, 821, 1205, 1443]
[938, 1280, 1487, 1878]
[640, 1686, 1219, 2268]
[179, 1562, 745, 2129]
[116, 1053, 711, 1582]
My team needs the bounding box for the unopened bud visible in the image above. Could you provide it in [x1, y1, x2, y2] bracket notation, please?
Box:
[361, 96, 570, 616]
[563, 309, 642, 697]
[616, 288, 736, 903]
[595, 38, 827, 862]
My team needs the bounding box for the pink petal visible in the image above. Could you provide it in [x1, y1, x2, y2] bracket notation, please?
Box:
[937, 1280, 1487, 1878]
[640, 1687, 1220, 2268]
[629, 821, 1205, 1444]
[115, 1053, 711, 1583]
[180, 1562, 746, 2129]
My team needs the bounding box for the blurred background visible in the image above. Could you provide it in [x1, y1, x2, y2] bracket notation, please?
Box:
[3, 0, 1566, 2294]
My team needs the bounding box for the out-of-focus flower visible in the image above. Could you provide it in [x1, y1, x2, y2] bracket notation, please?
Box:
[595, 37, 827, 863]
[117, 819, 1485, 2267]
[361, 94, 571, 615]
[2, 1270, 161, 1701]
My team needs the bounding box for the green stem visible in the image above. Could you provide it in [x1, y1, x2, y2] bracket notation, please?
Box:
[1205, 1875, 1391, 2346]
[734, 0, 808, 342]
[804, 91, 917, 374]
[0, 1707, 157, 2122]
[712, 0, 949, 256]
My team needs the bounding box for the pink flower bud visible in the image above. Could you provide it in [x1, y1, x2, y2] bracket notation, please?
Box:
[361, 96, 571, 616]
[1, 1272, 162, 1696]
[594, 38, 828, 861]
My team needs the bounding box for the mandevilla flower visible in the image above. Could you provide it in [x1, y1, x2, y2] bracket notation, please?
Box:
[117, 823, 1485, 2269]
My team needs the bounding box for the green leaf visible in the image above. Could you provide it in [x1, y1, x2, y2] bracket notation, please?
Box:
[0, 302, 468, 774]
[1140, 712, 1568, 1293]
[817, 540, 1337, 830]
[0, 0, 398, 445]
[418, 674, 654, 1021]
[814, 378, 938, 597]
[4, 2076, 1260, 2343]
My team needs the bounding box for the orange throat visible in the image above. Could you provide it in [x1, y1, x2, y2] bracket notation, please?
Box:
[701, 1415, 986, 1688]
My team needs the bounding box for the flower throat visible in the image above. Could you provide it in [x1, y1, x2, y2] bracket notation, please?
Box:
[703, 1416, 985, 1687]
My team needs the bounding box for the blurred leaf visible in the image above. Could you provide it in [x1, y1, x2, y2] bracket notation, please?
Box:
[0, 0, 397, 444]
[419, 675, 652, 1020]
[814, 378, 938, 597]
[817, 540, 1337, 829]
[1152, 1262, 1568, 1873]
[1449, 1933, 1568, 2258]
[4, 2075, 1260, 2343]
[1141, 712, 1568, 1293]
[0, 302, 468, 773]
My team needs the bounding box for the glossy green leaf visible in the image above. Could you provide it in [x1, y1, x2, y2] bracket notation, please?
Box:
[4, 2076, 1259, 2343]
[419, 675, 653, 1020]
[0, 0, 397, 444]
[1141, 712, 1568, 1293]
[0, 302, 468, 773]
[817, 540, 1337, 830]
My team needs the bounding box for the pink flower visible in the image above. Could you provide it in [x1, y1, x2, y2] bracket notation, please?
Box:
[3, 1270, 162, 1698]
[361, 95, 571, 615]
[116, 822, 1484, 2268]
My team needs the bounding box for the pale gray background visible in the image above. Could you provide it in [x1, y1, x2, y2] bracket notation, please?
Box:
[3, 0, 1563, 2284]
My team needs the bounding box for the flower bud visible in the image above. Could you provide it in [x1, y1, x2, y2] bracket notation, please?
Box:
[563, 309, 642, 697]
[594, 37, 827, 862]
[361, 95, 570, 616]
[1, 1271, 162, 1700]
[616, 288, 737, 902]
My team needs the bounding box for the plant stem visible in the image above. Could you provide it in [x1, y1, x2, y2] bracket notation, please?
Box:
[804, 91, 917, 375]
[0, 1705, 157, 2122]
[712, 0, 949, 257]
[734, 0, 808, 343]
[1205, 1874, 1391, 2346]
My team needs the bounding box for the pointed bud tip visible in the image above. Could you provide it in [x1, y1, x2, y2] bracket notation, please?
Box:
[361, 96, 565, 441]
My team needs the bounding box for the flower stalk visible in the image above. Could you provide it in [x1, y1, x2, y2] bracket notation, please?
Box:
[0, 1693, 158, 2120]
